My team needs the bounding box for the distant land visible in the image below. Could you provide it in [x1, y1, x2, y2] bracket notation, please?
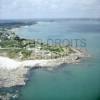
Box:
[0, 18, 100, 29]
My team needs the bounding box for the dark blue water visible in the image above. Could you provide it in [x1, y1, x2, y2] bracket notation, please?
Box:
[13, 20, 100, 100]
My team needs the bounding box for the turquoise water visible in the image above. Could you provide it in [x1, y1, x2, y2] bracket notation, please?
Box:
[15, 20, 100, 100]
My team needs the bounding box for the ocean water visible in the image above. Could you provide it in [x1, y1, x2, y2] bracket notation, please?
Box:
[14, 20, 100, 100]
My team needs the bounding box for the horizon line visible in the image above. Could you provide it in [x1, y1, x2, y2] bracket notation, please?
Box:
[0, 18, 100, 21]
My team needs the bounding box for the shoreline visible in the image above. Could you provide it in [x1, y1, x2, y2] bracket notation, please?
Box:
[0, 48, 89, 88]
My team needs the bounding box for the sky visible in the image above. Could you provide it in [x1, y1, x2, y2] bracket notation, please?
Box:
[0, 0, 100, 19]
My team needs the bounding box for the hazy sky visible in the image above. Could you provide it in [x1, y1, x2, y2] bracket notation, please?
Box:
[0, 0, 100, 19]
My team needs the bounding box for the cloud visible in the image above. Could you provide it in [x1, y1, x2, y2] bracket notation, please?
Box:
[0, 0, 100, 19]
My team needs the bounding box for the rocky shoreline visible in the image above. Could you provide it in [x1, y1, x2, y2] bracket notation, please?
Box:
[0, 48, 89, 100]
[0, 48, 89, 88]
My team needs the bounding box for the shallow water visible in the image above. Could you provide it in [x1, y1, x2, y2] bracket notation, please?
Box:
[14, 20, 100, 100]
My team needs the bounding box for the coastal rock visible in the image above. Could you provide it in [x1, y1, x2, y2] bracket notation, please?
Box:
[0, 49, 88, 88]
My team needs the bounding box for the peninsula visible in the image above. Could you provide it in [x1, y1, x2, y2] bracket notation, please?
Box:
[0, 28, 88, 88]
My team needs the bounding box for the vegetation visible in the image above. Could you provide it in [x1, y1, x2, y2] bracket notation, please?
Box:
[0, 29, 75, 60]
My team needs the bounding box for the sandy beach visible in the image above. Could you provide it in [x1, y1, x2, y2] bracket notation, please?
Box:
[0, 56, 21, 70]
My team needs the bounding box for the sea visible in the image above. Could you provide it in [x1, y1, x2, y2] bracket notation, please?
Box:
[1, 19, 100, 100]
